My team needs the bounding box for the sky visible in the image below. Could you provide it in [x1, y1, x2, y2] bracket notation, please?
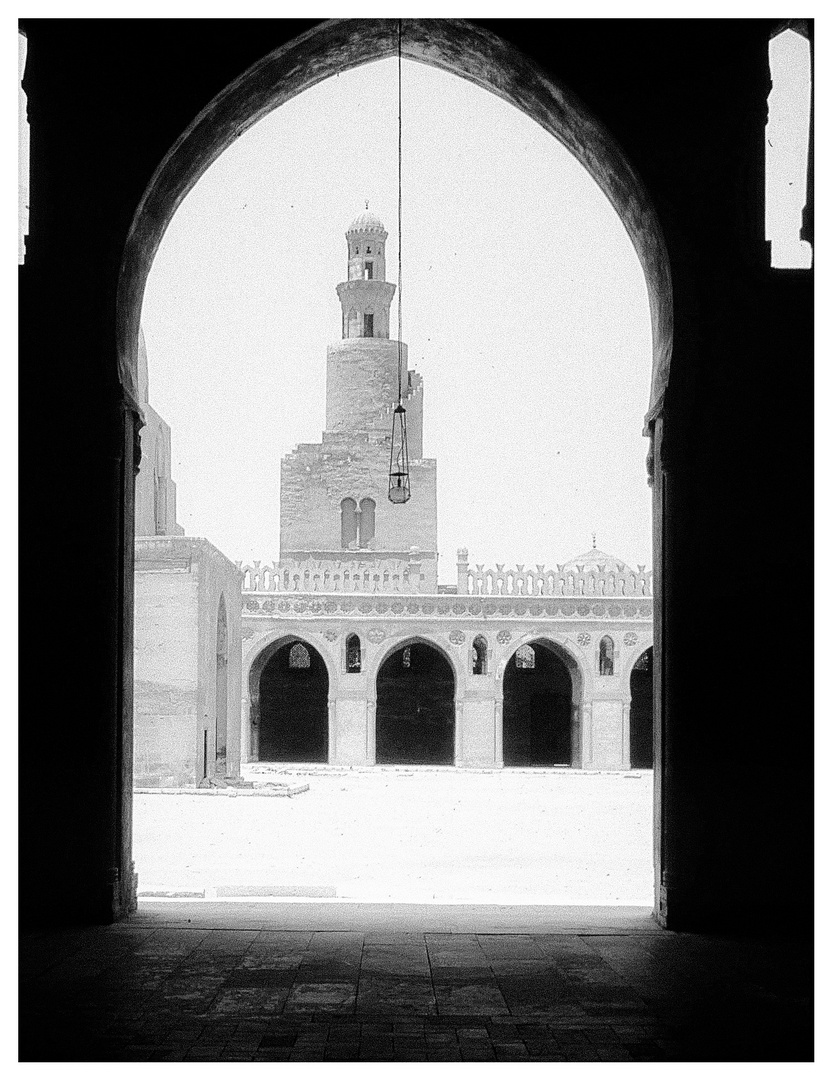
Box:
[765, 29, 812, 269]
[140, 57, 655, 582]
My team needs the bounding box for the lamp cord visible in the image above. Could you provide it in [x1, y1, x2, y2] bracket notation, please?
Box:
[397, 18, 403, 407]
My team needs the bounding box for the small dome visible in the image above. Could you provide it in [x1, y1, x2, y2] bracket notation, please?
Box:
[562, 546, 633, 574]
[347, 208, 386, 234]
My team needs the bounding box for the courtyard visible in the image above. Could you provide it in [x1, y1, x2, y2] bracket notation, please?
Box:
[134, 768, 653, 905]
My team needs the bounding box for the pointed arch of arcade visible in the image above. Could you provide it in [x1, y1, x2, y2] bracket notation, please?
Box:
[370, 635, 460, 766]
[500, 635, 585, 768]
[245, 633, 335, 764]
[110, 18, 673, 921]
[623, 640, 655, 770]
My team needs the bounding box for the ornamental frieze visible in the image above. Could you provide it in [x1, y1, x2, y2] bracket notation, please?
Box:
[240, 592, 652, 621]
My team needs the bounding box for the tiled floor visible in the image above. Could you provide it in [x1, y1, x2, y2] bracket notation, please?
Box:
[19, 904, 812, 1062]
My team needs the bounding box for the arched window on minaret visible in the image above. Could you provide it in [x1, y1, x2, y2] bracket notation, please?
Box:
[346, 633, 361, 673]
[363, 312, 374, 338]
[358, 498, 376, 548]
[599, 635, 615, 676]
[340, 497, 358, 549]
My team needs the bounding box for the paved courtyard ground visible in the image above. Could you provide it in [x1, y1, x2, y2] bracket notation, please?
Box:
[20, 908, 813, 1062]
[134, 769, 653, 904]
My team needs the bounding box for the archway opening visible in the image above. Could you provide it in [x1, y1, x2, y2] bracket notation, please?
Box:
[128, 21, 661, 909]
[376, 641, 455, 765]
[629, 646, 654, 769]
[502, 641, 575, 767]
[256, 639, 329, 763]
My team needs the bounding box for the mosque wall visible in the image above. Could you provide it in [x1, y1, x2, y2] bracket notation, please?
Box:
[134, 536, 243, 786]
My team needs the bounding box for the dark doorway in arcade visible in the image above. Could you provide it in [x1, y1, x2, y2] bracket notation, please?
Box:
[257, 639, 329, 762]
[629, 646, 654, 768]
[503, 641, 573, 766]
[376, 641, 455, 765]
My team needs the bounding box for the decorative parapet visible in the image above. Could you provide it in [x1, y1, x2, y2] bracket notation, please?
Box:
[238, 555, 431, 595]
[455, 549, 652, 597]
[240, 590, 653, 621]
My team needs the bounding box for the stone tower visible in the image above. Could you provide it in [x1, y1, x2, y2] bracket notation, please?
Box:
[279, 208, 438, 593]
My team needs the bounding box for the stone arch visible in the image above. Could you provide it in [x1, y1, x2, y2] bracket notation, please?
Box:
[110, 16, 674, 911]
[116, 19, 672, 425]
[247, 633, 331, 763]
[369, 633, 461, 688]
[374, 635, 457, 766]
[501, 636, 585, 767]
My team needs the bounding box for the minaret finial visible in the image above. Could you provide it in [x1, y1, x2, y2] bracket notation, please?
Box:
[365, 199, 369, 210]
[592, 532, 597, 548]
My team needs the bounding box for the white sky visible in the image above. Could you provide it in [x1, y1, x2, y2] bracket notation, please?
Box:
[766, 29, 812, 268]
[140, 57, 659, 581]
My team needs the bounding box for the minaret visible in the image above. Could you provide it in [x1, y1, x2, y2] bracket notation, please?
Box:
[326, 207, 409, 437]
[279, 208, 437, 591]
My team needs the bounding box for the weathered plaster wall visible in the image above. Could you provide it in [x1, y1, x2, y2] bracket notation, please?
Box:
[280, 434, 438, 584]
[195, 539, 244, 781]
[326, 339, 405, 434]
[135, 405, 181, 537]
[134, 330, 183, 538]
[134, 559, 199, 786]
[134, 537, 242, 786]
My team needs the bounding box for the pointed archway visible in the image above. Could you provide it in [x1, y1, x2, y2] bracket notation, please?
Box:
[629, 647, 654, 768]
[376, 640, 455, 765]
[502, 640, 579, 766]
[253, 638, 329, 763]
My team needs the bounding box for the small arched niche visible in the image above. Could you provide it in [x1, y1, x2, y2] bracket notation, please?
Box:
[340, 497, 358, 549]
[599, 635, 615, 676]
[472, 635, 488, 675]
[346, 633, 362, 673]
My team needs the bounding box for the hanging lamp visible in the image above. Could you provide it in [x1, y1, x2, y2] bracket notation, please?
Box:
[388, 19, 411, 504]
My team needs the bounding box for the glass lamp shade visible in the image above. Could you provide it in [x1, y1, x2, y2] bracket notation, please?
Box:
[388, 476, 410, 503]
[388, 404, 411, 504]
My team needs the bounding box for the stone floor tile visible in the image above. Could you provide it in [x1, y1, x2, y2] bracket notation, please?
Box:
[284, 983, 357, 1013]
[434, 984, 509, 1015]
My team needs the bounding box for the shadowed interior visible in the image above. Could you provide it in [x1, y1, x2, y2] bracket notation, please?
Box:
[376, 642, 455, 765]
